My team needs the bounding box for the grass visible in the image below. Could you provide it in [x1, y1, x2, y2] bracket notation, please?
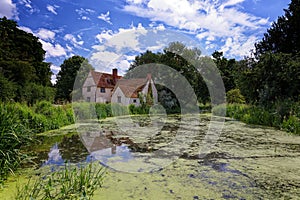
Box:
[0, 101, 75, 186]
[15, 162, 106, 200]
[214, 103, 300, 135]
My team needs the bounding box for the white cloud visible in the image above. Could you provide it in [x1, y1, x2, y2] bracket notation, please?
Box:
[51, 74, 57, 85]
[40, 40, 67, 58]
[64, 34, 84, 48]
[47, 5, 58, 15]
[50, 64, 61, 72]
[123, 0, 270, 58]
[76, 8, 95, 20]
[0, 0, 17, 19]
[36, 28, 56, 40]
[19, 26, 33, 34]
[98, 11, 112, 25]
[19, 0, 37, 14]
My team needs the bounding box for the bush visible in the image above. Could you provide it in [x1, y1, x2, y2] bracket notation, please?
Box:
[282, 116, 300, 135]
[225, 103, 299, 134]
[226, 89, 245, 104]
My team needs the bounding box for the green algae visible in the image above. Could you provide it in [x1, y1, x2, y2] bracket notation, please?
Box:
[1, 114, 300, 199]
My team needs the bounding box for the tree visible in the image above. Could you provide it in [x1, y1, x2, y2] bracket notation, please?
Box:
[55, 56, 93, 102]
[212, 51, 236, 92]
[0, 17, 53, 102]
[128, 42, 213, 112]
[255, 0, 300, 56]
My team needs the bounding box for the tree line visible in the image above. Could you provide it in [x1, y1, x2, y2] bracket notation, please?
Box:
[0, 0, 299, 109]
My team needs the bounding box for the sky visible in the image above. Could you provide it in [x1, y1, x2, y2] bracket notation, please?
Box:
[0, 0, 290, 84]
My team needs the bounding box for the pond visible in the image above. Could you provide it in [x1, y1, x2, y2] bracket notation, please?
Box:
[1, 114, 300, 199]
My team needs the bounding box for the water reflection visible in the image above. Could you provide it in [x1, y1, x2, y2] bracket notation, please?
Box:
[41, 133, 133, 168]
[43, 143, 64, 166]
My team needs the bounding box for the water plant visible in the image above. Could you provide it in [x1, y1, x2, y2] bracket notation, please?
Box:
[15, 162, 106, 200]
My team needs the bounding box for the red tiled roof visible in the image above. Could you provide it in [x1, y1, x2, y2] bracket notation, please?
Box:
[90, 70, 122, 88]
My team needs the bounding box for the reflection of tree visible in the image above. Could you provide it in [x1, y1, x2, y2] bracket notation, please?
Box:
[58, 135, 89, 163]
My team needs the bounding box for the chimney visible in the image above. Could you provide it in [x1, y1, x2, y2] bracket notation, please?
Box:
[112, 68, 118, 84]
[112, 68, 118, 78]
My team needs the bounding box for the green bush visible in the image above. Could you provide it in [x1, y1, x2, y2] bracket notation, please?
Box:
[282, 116, 300, 135]
[226, 89, 246, 104]
[225, 103, 299, 134]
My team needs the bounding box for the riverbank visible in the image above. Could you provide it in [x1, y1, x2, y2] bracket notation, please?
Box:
[1, 114, 299, 199]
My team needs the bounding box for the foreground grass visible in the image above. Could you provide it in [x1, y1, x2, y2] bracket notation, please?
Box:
[15, 162, 105, 200]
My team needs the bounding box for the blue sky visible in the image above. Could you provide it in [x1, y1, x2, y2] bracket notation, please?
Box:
[0, 0, 289, 83]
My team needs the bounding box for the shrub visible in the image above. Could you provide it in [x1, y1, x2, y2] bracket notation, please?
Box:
[282, 116, 300, 135]
[226, 89, 245, 104]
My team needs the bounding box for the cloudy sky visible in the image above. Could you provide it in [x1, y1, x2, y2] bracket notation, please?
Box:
[0, 0, 289, 83]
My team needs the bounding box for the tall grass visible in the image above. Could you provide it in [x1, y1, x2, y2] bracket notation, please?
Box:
[16, 162, 105, 200]
[0, 101, 75, 185]
[214, 102, 300, 134]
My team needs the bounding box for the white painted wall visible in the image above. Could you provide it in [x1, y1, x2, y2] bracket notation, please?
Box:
[82, 72, 97, 102]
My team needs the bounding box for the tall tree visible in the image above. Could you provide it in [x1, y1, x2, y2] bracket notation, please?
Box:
[0, 17, 53, 102]
[55, 56, 93, 102]
[212, 51, 236, 92]
[255, 0, 300, 55]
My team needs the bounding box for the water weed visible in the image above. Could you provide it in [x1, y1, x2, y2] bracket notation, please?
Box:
[15, 162, 106, 200]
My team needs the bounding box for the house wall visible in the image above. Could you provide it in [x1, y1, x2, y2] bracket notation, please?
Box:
[95, 87, 112, 103]
[111, 87, 140, 106]
[82, 72, 97, 102]
[82, 72, 113, 103]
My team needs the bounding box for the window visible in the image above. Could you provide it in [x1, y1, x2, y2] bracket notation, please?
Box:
[87, 86, 91, 92]
[100, 87, 105, 93]
[87, 97, 90, 102]
[133, 99, 137, 103]
[117, 96, 121, 103]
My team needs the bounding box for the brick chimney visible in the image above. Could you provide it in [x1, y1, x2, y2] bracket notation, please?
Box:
[112, 68, 118, 83]
[112, 68, 118, 77]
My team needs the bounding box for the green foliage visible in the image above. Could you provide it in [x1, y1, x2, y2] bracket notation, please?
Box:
[55, 56, 93, 103]
[0, 103, 32, 185]
[0, 17, 53, 102]
[222, 103, 300, 134]
[0, 102, 75, 185]
[226, 89, 245, 104]
[255, 0, 300, 55]
[282, 116, 300, 135]
[212, 51, 236, 92]
[128, 104, 149, 115]
[95, 103, 112, 119]
[16, 162, 105, 200]
[0, 73, 17, 101]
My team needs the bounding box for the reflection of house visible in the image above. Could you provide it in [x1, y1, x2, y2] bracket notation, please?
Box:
[80, 132, 116, 154]
[82, 69, 121, 103]
[111, 74, 158, 106]
[82, 69, 158, 106]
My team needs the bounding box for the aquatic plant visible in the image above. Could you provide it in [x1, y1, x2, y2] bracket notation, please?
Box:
[15, 162, 106, 200]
